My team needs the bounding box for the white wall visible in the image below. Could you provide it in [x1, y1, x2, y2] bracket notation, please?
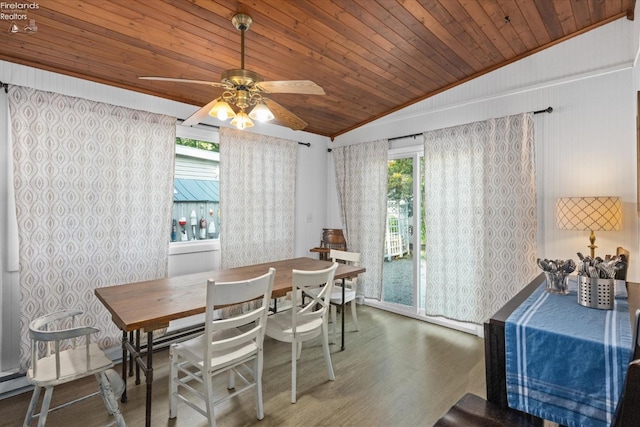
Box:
[331, 17, 640, 282]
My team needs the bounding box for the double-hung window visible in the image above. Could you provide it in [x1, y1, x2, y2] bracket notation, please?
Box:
[172, 125, 220, 243]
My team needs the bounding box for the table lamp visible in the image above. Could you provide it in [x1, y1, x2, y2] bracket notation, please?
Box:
[556, 196, 622, 258]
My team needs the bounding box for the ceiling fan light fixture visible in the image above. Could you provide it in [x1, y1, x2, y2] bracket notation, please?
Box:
[248, 102, 274, 122]
[146, 13, 324, 131]
[230, 110, 254, 129]
[209, 99, 236, 121]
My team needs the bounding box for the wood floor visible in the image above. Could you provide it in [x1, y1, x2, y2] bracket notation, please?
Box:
[1, 306, 486, 427]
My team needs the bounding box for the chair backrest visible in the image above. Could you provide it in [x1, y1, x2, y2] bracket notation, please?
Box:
[329, 249, 360, 289]
[632, 308, 640, 361]
[291, 263, 339, 333]
[204, 268, 275, 371]
[616, 247, 630, 281]
[613, 309, 640, 426]
[329, 249, 360, 265]
[29, 309, 99, 380]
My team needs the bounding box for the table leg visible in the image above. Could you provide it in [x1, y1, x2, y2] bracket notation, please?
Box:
[341, 277, 346, 351]
[145, 331, 153, 427]
[128, 331, 134, 377]
[121, 330, 128, 403]
[135, 329, 141, 385]
[122, 329, 154, 427]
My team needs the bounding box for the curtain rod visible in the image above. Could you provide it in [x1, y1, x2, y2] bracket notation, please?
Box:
[177, 119, 219, 129]
[533, 106, 553, 114]
[177, 119, 310, 147]
[386, 106, 554, 143]
[0, 81, 7, 93]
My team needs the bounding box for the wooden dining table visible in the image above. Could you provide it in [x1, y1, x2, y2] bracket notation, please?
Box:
[95, 256, 365, 427]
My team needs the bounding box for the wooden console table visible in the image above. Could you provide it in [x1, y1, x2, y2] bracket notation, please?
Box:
[485, 273, 639, 425]
[310, 246, 330, 260]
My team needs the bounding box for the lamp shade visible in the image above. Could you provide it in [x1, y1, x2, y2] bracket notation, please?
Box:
[556, 197, 622, 231]
[230, 110, 254, 129]
[248, 102, 274, 122]
[209, 99, 236, 121]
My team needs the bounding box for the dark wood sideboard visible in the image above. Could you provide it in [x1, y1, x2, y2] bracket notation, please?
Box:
[484, 273, 640, 426]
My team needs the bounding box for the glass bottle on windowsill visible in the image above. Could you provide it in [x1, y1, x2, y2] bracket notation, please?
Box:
[208, 208, 216, 238]
[199, 205, 207, 240]
[190, 209, 197, 240]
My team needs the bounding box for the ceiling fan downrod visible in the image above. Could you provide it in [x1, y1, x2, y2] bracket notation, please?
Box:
[232, 13, 252, 70]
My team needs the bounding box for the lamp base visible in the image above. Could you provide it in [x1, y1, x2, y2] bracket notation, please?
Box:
[588, 229, 597, 259]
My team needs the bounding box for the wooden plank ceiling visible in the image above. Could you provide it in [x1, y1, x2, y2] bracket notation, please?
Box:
[0, 0, 634, 138]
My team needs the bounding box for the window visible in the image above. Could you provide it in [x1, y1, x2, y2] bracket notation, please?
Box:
[172, 125, 220, 243]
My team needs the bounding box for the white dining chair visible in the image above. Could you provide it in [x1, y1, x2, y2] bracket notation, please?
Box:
[168, 268, 275, 427]
[23, 309, 126, 427]
[327, 249, 361, 344]
[265, 262, 338, 403]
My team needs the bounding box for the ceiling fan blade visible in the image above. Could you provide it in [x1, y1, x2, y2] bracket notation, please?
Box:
[257, 80, 325, 95]
[139, 76, 225, 87]
[263, 98, 307, 130]
[181, 98, 219, 127]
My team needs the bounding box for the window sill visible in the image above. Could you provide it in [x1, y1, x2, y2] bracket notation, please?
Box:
[169, 239, 220, 255]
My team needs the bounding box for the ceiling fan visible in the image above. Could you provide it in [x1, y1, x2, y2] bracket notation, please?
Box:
[140, 13, 325, 131]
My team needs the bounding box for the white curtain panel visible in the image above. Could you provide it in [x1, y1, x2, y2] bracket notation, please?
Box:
[4, 98, 19, 273]
[423, 113, 537, 324]
[10, 86, 176, 370]
[1, 92, 20, 372]
[333, 139, 388, 300]
[219, 127, 297, 269]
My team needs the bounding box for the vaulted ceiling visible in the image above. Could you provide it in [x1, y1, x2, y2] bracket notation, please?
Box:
[0, 0, 635, 138]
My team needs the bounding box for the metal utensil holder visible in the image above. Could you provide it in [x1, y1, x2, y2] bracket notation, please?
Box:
[577, 276, 614, 310]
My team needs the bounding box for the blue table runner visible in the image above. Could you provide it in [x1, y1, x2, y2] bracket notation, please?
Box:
[505, 280, 632, 427]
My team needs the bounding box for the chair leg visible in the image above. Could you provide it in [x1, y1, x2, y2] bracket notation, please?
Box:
[96, 371, 126, 427]
[330, 305, 337, 344]
[23, 385, 42, 427]
[203, 374, 217, 427]
[296, 341, 302, 360]
[228, 369, 235, 390]
[168, 346, 178, 419]
[291, 341, 298, 403]
[37, 386, 54, 427]
[351, 299, 359, 331]
[254, 354, 264, 420]
[321, 321, 335, 381]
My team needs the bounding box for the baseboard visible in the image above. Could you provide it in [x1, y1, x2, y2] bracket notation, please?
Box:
[0, 374, 30, 400]
[363, 299, 480, 336]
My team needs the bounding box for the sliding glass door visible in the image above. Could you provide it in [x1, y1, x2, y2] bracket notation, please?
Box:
[382, 152, 425, 310]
